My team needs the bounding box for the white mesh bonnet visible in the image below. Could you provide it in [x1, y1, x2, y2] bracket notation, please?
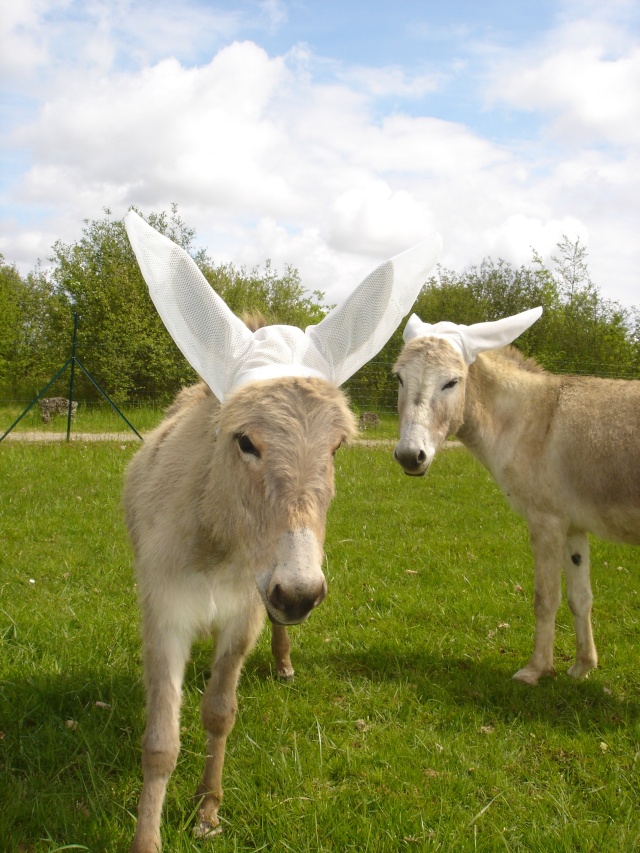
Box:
[403, 307, 543, 364]
[125, 211, 442, 400]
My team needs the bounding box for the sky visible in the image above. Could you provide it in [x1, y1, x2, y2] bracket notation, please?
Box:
[1, 0, 639, 309]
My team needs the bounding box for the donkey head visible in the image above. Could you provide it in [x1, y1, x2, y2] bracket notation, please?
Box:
[125, 211, 442, 624]
[393, 308, 542, 477]
[214, 377, 355, 624]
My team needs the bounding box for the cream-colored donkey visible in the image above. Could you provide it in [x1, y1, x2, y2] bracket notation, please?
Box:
[123, 211, 441, 851]
[393, 308, 640, 686]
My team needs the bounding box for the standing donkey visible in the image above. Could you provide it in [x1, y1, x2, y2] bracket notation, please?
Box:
[393, 307, 640, 686]
[123, 210, 441, 851]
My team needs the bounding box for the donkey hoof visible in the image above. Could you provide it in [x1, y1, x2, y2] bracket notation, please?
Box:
[512, 663, 554, 686]
[513, 663, 557, 685]
[276, 668, 294, 682]
[512, 667, 540, 686]
[193, 820, 223, 839]
[567, 660, 596, 679]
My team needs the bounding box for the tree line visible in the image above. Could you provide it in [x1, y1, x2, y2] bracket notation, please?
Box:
[1, 207, 639, 410]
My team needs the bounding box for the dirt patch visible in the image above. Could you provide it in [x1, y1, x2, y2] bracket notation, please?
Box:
[2, 431, 142, 443]
[3, 432, 463, 449]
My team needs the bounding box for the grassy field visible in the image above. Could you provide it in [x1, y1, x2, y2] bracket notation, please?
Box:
[0, 400, 164, 438]
[0, 441, 639, 852]
[0, 402, 399, 440]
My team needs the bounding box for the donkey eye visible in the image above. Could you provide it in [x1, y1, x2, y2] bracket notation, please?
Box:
[442, 378, 458, 391]
[236, 433, 260, 458]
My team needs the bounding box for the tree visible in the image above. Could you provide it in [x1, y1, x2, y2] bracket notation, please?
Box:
[0, 256, 28, 392]
[38, 207, 196, 402]
[4, 207, 331, 404]
[345, 237, 638, 411]
[545, 236, 634, 375]
[198, 258, 330, 328]
[2, 219, 637, 409]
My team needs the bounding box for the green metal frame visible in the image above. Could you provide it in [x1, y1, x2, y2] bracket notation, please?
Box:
[0, 313, 143, 443]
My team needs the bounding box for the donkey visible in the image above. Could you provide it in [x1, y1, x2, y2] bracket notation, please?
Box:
[123, 210, 441, 851]
[393, 308, 640, 686]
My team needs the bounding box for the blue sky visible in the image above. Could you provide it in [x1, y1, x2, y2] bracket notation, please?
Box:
[1, 0, 639, 307]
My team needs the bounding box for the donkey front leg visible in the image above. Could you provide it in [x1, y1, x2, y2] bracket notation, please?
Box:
[131, 626, 192, 853]
[513, 519, 564, 686]
[564, 532, 597, 678]
[271, 623, 294, 680]
[194, 606, 265, 838]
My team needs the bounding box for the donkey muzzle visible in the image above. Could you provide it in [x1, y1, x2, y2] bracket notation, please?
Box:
[394, 423, 435, 476]
[256, 528, 327, 625]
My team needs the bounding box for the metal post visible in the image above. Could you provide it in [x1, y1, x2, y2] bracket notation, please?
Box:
[0, 360, 71, 441]
[75, 358, 143, 441]
[66, 312, 79, 442]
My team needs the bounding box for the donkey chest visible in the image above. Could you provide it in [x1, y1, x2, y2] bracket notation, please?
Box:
[157, 549, 262, 635]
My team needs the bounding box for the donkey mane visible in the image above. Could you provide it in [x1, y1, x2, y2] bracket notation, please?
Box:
[241, 311, 268, 332]
[163, 313, 269, 419]
[487, 345, 546, 374]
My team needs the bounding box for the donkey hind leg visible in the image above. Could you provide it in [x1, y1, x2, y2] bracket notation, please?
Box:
[271, 623, 294, 680]
[194, 605, 265, 838]
[130, 627, 193, 853]
[564, 532, 597, 679]
[513, 519, 564, 686]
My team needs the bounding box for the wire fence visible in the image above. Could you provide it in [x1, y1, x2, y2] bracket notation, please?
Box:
[3, 322, 640, 443]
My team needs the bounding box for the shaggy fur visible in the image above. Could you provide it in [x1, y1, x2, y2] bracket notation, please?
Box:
[125, 376, 355, 851]
[394, 340, 640, 686]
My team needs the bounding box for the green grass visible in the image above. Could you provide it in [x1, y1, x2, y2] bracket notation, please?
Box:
[0, 403, 400, 444]
[1, 442, 639, 851]
[0, 403, 400, 440]
[0, 401, 165, 436]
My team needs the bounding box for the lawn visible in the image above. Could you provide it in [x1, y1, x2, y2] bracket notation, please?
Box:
[0, 401, 399, 441]
[0, 441, 639, 852]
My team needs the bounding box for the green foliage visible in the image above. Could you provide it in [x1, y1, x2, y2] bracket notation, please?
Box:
[1, 214, 639, 412]
[1, 442, 639, 850]
[40, 207, 200, 403]
[0, 255, 28, 389]
[347, 237, 638, 411]
[1, 208, 330, 405]
[200, 257, 331, 327]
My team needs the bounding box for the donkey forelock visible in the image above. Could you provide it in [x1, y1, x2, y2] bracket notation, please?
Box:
[213, 377, 356, 534]
[393, 337, 467, 476]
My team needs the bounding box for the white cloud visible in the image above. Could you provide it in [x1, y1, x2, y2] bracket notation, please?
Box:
[330, 181, 433, 254]
[487, 18, 640, 147]
[484, 213, 589, 265]
[340, 65, 441, 99]
[1, 2, 639, 311]
[0, 0, 50, 81]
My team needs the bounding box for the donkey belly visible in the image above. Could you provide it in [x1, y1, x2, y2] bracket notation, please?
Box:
[577, 505, 640, 546]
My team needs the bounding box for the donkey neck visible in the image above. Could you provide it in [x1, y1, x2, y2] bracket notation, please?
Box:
[456, 348, 547, 471]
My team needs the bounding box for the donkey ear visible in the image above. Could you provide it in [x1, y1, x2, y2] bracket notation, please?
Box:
[125, 211, 252, 401]
[463, 306, 543, 360]
[307, 234, 442, 386]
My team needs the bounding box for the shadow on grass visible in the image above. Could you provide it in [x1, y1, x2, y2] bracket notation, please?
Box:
[0, 668, 144, 849]
[243, 640, 640, 734]
[3, 641, 637, 850]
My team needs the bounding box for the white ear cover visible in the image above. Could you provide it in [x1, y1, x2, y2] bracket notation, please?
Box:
[307, 235, 443, 386]
[125, 211, 253, 402]
[403, 306, 543, 364]
[125, 210, 442, 398]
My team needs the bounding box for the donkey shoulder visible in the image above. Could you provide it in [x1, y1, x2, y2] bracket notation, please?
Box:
[123, 383, 220, 537]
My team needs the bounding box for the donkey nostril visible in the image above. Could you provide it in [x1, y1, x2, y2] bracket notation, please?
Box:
[270, 583, 285, 612]
[417, 450, 427, 464]
[313, 580, 328, 609]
